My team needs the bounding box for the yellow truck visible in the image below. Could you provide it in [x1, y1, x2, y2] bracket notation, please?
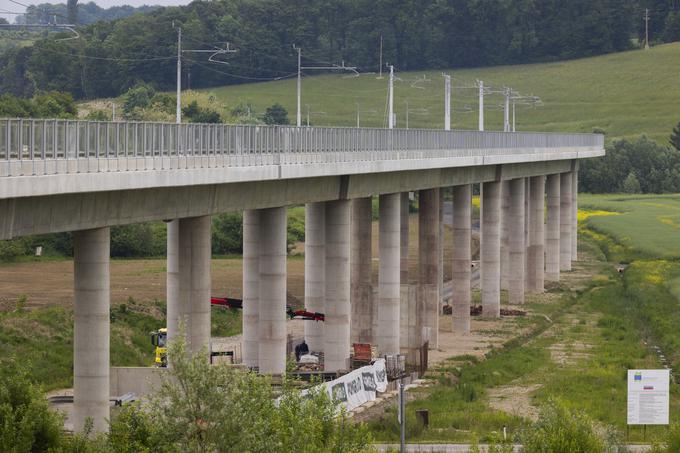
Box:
[150, 328, 167, 367]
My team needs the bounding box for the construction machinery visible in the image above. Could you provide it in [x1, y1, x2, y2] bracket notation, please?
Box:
[151, 296, 324, 367]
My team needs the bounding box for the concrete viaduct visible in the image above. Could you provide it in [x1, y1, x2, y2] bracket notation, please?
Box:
[0, 119, 604, 432]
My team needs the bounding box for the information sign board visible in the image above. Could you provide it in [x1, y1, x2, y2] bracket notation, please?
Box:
[627, 369, 670, 425]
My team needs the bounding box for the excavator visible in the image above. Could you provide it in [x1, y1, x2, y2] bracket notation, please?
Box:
[151, 296, 325, 367]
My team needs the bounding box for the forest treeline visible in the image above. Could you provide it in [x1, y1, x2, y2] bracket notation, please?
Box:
[0, 0, 648, 100]
[15, 2, 160, 26]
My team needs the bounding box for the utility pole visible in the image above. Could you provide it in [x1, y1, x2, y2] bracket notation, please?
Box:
[512, 100, 516, 132]
[295, 45, 356, 127]
[478, 80, 484, 132]
[378, 34, 383, 79]
[443, 74, 451, 131]
[306, 104, 310, 127]
[503, 88, 511, 133]
[296, 45, 302, 127]
[644, 8, 651, 50]
[176, 26, 182, 124]
[399, 382, 405, 453]
[388, 64, 394, 129]
[405, 100, 409, 129]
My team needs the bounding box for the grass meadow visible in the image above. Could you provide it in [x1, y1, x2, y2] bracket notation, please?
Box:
[190, 43, 680, 143]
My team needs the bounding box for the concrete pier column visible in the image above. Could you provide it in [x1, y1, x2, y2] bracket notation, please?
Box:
[527, 176, 545, 292]
[572, 169, 578, 261]
[560, 172, 573, 272]
[242, 210, 260, 368]
[419, 188, 440, 348]
[351, 197, 373, 344]
[178, 216, 212, 356]
[545, 174, 561, 282]
[481, 181, 501, 318]
[500, 181, 510, 290]
[258, 207, 287, 374]
[304, 203, 325, 352]
[377, 193, 401, 356]
[73, 227, 110, 433]
[401, 193, 410, 283]
[324, 200, 351, 371]
[438, 189, 444, 310]
[524, 178, 531, 287]
[508, 179, 526, 305]
[166, 220, 180, 347]
[452, 184, 472, 334]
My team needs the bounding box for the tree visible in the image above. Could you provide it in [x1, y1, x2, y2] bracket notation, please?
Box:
[262, 103, 290, 125]
[122, 82, 156, 119]
[67, 0, 79, 24]
[108, 336, 372, 452]
[622, 171, 641, 193]
[671, 121, 680, 151]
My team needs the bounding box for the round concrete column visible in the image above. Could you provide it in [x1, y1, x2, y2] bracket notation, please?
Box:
[418, 188, 440, 348]
[508, 179, 526, 305]
[500, 181, 510, 291]
[324, 200, 351, 371]
[524, 178, 531, 287]
[166, 219, 180, 347]
[527, 176, 546, 292]
[481, 181, 501, 318]
[560, 172, 573, 272]
[242, 210, 260, 368]
[258, 207, 287, 374]
[73, 227, 110, 434]
[377, 193, 401, 356]
[545, 174, 561, 282]
[351, 197, 373, 344]
[304, 202, 325, 352]
[452, 184, 472, 334]
[401, 192, 410, 284]
[178, 216, 212, 357]
[572, 169, 578, 261]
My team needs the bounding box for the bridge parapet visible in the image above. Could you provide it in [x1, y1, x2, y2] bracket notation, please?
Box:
[0, 118, 603, 178]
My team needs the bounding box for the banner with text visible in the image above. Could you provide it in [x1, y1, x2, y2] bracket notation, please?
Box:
[323, 359, 388, 412]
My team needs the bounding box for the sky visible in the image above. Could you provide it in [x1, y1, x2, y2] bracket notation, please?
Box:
[0, 0, 191, 22]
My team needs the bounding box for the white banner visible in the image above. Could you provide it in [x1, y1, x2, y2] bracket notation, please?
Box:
[323, 359, 388, 412]
[627, 369, 670, 425]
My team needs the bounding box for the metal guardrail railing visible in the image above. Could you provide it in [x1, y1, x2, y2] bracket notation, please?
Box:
[0, 118, 604, 177]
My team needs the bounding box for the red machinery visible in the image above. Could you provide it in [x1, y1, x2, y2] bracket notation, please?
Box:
[210, 296, 324, 322]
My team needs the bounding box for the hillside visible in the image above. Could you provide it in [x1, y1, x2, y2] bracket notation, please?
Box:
[199, 43, 680, 143]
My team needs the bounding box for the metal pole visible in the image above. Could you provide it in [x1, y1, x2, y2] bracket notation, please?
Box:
[504, 88, 510, 132]
[356, 104, 360, 128]
[399, 382, 405, 453]
[296, 46, 302, 127]
[512, 100, 516, 132]
[478, 80, 484, 132]
[378, 35, 383, 79]
[444, 74, 451, 131]
[176, 27, 181, 124]
[388, 65, 394, 129]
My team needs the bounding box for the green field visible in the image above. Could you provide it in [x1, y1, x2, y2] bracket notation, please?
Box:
[580, 194, 680, 259]
[192, 43, 680, 143]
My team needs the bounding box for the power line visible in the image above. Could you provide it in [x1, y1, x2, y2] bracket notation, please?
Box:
[184, 58, 296, 81]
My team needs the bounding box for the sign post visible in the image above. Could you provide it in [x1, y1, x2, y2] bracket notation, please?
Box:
[627, 369, 670, 438]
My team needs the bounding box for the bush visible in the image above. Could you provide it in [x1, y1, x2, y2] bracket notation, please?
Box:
[262, 103, 290, 125]
[522, 399, 625, 452]
[106, 336, 372, 452]
[182, 100, 222, 123]
[110, 223, 165, 258]
[0, 358, 64, 452]
[122, 82, 156, 119]
[0, 238, 27, 261]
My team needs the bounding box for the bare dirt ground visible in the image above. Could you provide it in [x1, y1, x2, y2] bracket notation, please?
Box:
[0, 258, 306, 312]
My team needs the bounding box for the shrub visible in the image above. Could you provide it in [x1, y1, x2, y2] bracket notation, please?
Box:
[212, 213, 243, 255]
[522, 399, 625, 452]
[262, 103, 290, 125]
[0, 358, 63, 452]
